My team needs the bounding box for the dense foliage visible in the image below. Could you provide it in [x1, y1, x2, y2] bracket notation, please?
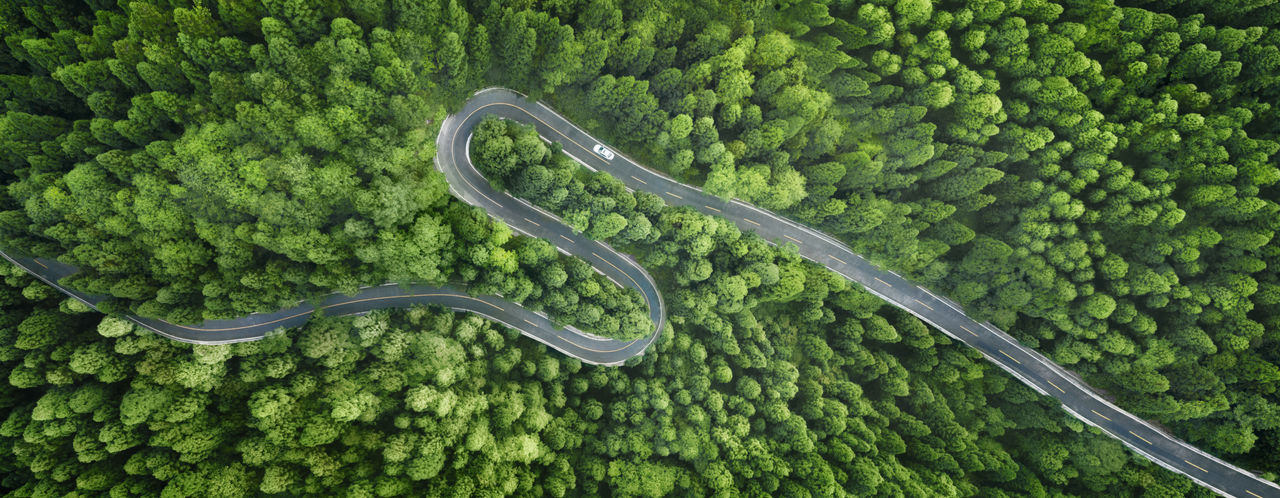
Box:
[481, 0, 1280, 470]
[1, 230, 1200, 496]
[0, 0, 648, 340]
[2, 0, 1279, 495]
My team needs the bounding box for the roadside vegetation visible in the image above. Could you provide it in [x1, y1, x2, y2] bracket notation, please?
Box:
[0, 1, 648, 341]
[0, 220, 1197, 495]
[1, 0, 1278, 495]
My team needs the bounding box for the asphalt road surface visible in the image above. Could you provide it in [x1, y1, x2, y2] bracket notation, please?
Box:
[1, 86, 1275, 497]
[0, 251, 650, 362]
[440, 88, 1280, 498]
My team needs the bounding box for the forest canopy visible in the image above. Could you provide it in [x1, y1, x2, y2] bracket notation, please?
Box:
[2, 0, 1280, 496]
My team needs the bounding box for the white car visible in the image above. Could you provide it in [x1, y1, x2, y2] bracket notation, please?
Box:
[592, 144, 616, 160]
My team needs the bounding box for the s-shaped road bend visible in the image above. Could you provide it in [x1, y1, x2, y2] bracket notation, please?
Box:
[440, 88, 1280, 498]
[0, 87, 1275, 498]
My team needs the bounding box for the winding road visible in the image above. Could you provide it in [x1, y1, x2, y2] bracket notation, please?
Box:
[1, 87, 1275, 498]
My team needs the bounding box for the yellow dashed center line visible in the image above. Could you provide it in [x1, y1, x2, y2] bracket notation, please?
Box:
[961, 325, 978, 336]
[1091, 410, 1111, 422]
[874, 277, 892, 287]
[705, 205, 722, 213]
[559, 234, 574, 243]
[665, 191, 682, 199]
[1247, 490, 1263, 498]
[829, 255, 846, 265]
[524, 217, 541, 227]
[33, 259, 47, 269]
[914, 298, 934, 311]
[1048, 380, 1065, 393]
[744, 218, 760, 226]
[630, 175, 647, 185]
[523, 319, 536, 326]
[784, 235, 802, 244]
[1184, 460, 1208, 473]
[1129, 431, 1153, 445]
[998, 349, 1020, 364]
